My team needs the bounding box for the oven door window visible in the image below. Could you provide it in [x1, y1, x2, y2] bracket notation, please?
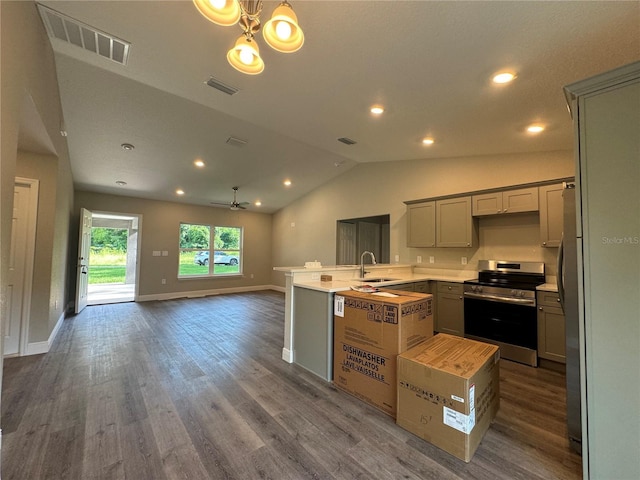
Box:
[464, 298, 537, 350]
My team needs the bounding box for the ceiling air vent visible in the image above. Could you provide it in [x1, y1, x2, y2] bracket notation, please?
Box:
[226, 136, 248, 147]
[37, 3, 131, 65]
[338, 137, 357, 145]
[206, 77, 239, 96]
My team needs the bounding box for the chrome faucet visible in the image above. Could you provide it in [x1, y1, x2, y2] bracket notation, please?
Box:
[360, 251, 377, 278]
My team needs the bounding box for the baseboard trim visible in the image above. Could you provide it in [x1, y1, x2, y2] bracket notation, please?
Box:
[25, 311, 64, 356]
[282, 347, 294, 363]
[136, 285, 284, 302]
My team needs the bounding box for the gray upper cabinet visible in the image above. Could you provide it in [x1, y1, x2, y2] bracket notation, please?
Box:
[539, 183, 564, 247]
[407, 201, 436, 247]
[436, 196, 474, 247]
[472, 187, 539, 216]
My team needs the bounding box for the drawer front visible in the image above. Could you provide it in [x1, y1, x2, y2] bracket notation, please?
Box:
[413, 281, 431, 293]
[537, 291, 561, 307]
[437, 282, 463, 294]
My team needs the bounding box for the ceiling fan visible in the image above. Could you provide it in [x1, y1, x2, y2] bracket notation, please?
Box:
[210, 186, 250, 210]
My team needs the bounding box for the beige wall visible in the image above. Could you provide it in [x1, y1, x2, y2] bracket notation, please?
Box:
[74, 191, 274, 298]
[1, 1, 74, 357]
[272, 150, 574, 285]
[15, 152, 71, 343]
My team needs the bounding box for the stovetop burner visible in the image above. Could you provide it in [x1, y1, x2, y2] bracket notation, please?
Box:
[465, 260, 545, 291]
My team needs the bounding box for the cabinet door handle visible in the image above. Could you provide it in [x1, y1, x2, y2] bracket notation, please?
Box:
[539, 307, 543, 311]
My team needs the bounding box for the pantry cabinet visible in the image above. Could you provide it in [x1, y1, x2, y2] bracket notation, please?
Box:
[436, 282, 464, 336]
[539, 183, 564, 247]
[436, 197, 474, 247]
[407, 201, 435, 247]
[472, 187, 539, 216]
[537, 291, 566, 363]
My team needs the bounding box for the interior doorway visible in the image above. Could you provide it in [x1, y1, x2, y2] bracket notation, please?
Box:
[5, 178, 39, 357]
[336, 214, 390, 265]
[85, 211, 141, 306]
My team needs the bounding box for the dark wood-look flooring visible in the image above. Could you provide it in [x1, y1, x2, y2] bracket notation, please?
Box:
[2, 291, 582, 479]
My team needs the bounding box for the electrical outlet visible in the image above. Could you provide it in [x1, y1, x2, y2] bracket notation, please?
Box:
[311, 273, 320, 281]
[461, 256, 468, 265]
[394, 254, 399, 263]
[429, 256, 435, 264]
[161, 278, 166, 284]
[250, 273, 254, 279]
[417, 255, 422, 263]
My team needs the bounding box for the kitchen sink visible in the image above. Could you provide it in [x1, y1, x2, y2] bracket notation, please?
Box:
[356, 278, 398, 283]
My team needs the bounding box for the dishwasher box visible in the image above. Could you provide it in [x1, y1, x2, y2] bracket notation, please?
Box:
[396, 333, 500, 462]
[333, 289, 434, 417]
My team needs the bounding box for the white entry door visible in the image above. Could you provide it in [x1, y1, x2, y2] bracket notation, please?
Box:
[75, 208, 92, 314]
[5, 179, 38, 356]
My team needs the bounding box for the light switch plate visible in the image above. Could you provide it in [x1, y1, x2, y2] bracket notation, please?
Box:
[429, 256, 435, 264]
[417, 255, 422, 263]
[461, 256, 468, 265]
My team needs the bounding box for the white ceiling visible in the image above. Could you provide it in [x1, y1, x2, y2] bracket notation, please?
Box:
[37, 0, 640, 213]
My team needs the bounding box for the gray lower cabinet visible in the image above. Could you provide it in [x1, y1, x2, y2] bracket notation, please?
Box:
[293, 287, 333, 381]
[436, 282, 464, 336]
[537, 291, 566, 363]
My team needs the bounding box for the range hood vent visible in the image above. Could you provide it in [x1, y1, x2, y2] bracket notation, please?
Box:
[206, 77, 239, 96]
[37, 3, 130, 65]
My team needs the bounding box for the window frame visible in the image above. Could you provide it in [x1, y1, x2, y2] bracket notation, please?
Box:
[178, 223, 243, 278]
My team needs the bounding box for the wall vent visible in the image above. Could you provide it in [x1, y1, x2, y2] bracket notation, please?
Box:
[206, 77, 239, 96]
[338, 137, 357, 145]
[37, 3, 131, 65]
[226, 136, 248, 147]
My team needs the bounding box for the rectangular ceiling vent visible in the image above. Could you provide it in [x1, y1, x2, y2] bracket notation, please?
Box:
[226, 136, 248, 147]
[37, 3, 131, 65]
[338, 137, 357, 145]
[206, 77, 239, 96]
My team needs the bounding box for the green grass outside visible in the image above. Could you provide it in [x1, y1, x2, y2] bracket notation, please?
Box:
[88, 249, 240, 284]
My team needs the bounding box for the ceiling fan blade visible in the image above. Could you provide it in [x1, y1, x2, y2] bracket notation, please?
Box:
[210, 201, 231, 206]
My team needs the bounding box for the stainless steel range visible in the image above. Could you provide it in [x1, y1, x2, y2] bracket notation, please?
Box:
[463, 260, 545, 366]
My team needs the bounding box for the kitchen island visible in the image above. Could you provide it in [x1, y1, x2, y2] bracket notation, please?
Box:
[274, 264, 476, 381]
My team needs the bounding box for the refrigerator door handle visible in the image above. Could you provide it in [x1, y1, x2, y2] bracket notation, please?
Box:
[556, 233, 565, 310]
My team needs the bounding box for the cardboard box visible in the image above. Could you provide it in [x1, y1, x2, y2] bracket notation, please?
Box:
[396, 333, 500, 462]
[333, 289, 434, 417]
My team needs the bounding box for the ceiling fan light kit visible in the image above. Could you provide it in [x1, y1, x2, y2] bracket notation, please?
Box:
[193, 0, 304, 74]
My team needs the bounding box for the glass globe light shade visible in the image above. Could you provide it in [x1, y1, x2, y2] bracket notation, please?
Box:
[263, 2, 304, 53]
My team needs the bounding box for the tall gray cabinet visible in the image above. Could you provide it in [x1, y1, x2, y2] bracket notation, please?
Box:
[564, 61, 640, 480]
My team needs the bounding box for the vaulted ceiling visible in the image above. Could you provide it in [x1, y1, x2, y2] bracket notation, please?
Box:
[38, 1, 640, 213]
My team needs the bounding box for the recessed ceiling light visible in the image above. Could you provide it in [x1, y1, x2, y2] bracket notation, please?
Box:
[492, 71, 517, 84]
[283, 179, 292, 186]
[194, 159, 205, 168]
[115, 180, 127, 186]
[527, 124, 545, 134]
[422, 137, 435, 145]
[121, 143, 135, 150]
[176, 189, 185, 195]
[370, 105, 384, 115]
[255, 200, 262, 207]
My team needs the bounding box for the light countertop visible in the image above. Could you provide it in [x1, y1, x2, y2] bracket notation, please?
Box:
[291, 269, 477, 293]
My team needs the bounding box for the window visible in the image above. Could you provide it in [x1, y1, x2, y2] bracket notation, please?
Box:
[179, 223, 242, 277]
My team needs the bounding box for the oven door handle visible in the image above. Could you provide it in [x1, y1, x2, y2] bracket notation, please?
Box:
[463, 292, 536, 306]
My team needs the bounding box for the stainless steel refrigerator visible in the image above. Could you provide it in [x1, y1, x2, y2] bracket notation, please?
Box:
[556, 183, 581, 455]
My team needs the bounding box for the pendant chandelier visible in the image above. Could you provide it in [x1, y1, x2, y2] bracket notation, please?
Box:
[193, 0, 304, 75]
